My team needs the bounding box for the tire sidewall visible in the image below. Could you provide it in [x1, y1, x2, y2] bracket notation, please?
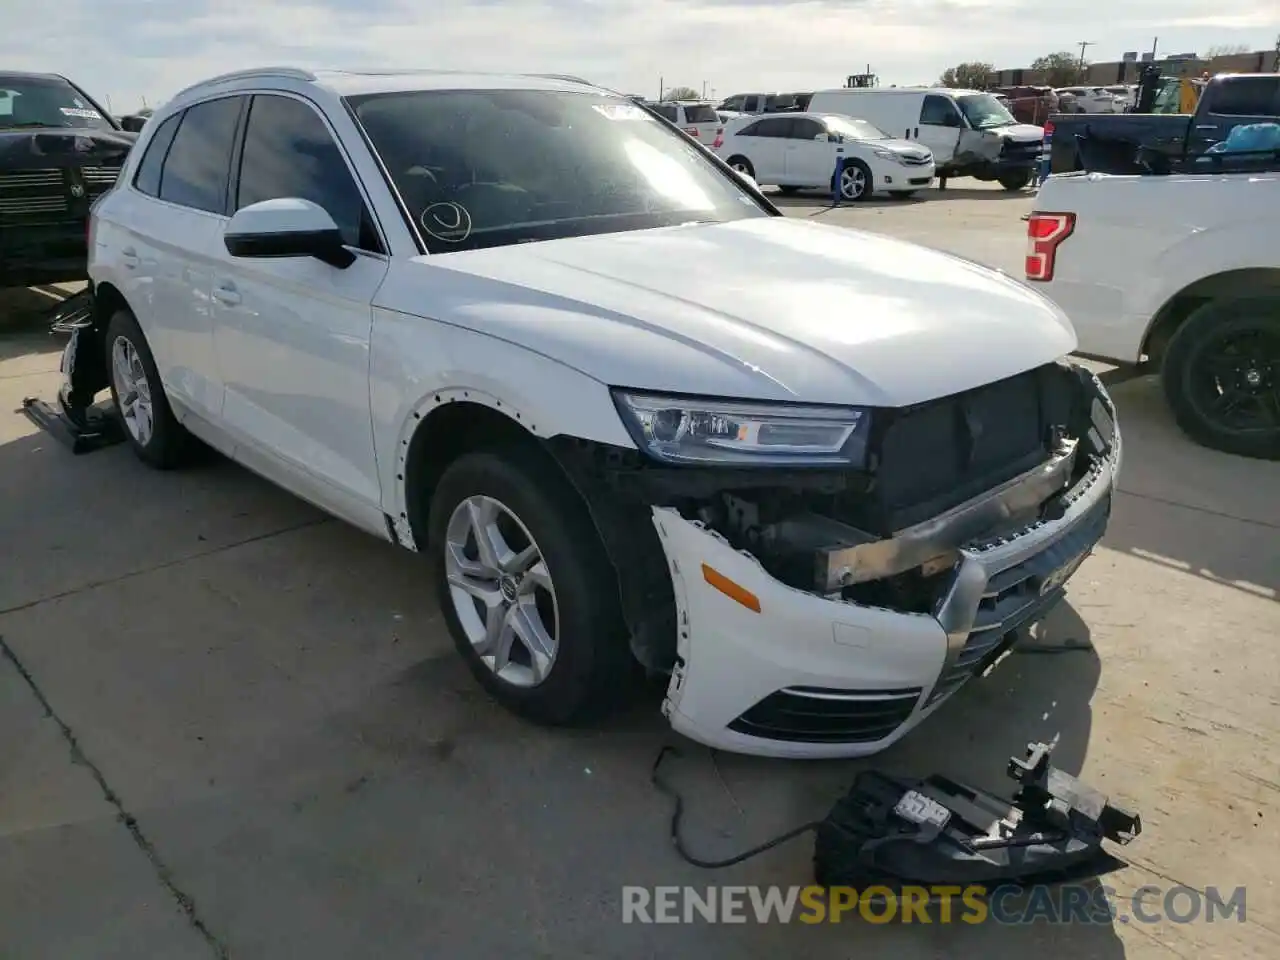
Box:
[104, 309, 184, 468]
[841, 160, 872, 201]
[1162, 297, 1280, 460]
[427, 449, 630, 724]
[727, 155, 755, 179]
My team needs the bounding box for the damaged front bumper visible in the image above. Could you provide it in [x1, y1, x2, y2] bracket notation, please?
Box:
[652, 391, 1120, 760]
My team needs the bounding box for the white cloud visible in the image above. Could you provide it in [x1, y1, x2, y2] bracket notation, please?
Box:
[1, 0, 1275, 111]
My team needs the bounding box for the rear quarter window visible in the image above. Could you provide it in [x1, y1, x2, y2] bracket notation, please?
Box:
[683, 105, 718, 124]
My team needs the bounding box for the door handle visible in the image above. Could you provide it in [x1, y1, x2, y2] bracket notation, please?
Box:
[913, 127, 919, 138]
[1193, 124, 1218, 130]
[121, 247, 139, 269]
[212, 283, 241, 307]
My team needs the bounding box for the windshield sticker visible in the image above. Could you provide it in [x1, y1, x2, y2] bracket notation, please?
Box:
[420, 202, 472, 243]
[592, 103, 645, 121]
[60, 107, 103, 120]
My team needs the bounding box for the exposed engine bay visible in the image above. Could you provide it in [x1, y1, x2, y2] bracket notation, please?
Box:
[547, 360, 1118, 673]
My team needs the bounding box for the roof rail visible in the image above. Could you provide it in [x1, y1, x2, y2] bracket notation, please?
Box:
[172, 66, 316, 100]
[525, 73, 592, 85]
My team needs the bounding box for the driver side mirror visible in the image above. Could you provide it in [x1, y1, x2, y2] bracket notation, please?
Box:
[119, 115, 147, 133]
[224, 198, 355, 269]
[823, 133, 843, 143]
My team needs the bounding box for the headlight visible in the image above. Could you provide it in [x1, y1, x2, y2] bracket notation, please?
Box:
[872, 148, 900, 162]
[611, 390, 871, 467]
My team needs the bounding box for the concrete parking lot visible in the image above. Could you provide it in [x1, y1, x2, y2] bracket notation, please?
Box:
[2, 181, 1278, 959]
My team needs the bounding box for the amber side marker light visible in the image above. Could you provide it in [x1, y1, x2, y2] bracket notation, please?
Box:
[701, 563, 762, 613]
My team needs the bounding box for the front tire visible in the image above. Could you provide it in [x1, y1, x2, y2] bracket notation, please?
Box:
[1161, 296, 1280, 460]
[104, 308, 190, 468]
[428, 448, 634, 725]
[839, 159, 873, 201]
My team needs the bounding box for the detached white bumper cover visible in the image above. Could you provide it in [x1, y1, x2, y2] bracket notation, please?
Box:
[654, 423, 1120, 760]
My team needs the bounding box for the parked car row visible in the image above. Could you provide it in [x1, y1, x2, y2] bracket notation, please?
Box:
[643, 85, 1046, 199]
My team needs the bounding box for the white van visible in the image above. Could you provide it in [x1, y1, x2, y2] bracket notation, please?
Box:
[807, 87, 1044, 190]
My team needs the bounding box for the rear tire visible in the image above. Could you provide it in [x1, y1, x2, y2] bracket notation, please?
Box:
[1161, 296, 1280, 460]
[998, 170, 1032, 191]
[726, 155, 755, 179]
[428, 447, 635, 725]
[777, 185, 801, 195]
[104, 308, 190, 469]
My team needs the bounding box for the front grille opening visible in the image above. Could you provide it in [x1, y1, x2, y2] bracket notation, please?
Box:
[729, 686, 921, 743]
[841, 562, 954, 614]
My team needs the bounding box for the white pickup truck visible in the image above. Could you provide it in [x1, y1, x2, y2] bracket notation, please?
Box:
[1028, 169, 1280, 460]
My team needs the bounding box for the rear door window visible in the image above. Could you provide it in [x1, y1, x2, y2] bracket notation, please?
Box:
[652, 104, 678, 123]
[789, 118, 826, 140]
[752, 117, 794, 138]
[683, 104, 718, 124]
[132, 112, 181, 197]
[157, 96, 244, 214]
[1208, 77, 1280, 116]
[743, 94, 760, 112]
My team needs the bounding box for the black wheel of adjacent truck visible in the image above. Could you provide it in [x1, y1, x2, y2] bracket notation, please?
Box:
[1162, 296, 1280, 460]
[777, 185, 801, 195]
[998, 170, 1032, 191]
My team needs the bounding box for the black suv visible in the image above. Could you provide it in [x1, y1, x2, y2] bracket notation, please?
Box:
[1, 71, 137, 288]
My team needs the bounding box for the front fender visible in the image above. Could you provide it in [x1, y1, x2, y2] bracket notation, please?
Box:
[369, 310, 636, 528]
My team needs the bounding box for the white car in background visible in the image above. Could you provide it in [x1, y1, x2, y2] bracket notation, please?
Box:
[715, 112, 935, 200]
[642, 99, 723, 147]
[1056, 86, 1127, 114]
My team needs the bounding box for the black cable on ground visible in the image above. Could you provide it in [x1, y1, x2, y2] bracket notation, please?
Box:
[651, 745, 822, 869]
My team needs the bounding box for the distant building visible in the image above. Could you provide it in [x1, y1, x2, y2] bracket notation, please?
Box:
[991, 48, 1280, 88]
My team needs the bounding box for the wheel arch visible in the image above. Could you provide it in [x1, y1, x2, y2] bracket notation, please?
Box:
[1141, 268, 1280, 367]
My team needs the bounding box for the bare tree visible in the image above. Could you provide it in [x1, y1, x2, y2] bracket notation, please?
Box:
[938, 62, 995, 89]
[1204, 43, 1250, 58]
[664, 85, 701, 100]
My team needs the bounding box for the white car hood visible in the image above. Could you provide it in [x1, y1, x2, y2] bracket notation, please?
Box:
[864, 138, 932, 160]
[997, 122, 1046, 142]
[408, 217, 1076, 408]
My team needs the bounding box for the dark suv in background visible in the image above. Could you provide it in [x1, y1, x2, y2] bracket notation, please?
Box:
[1, 71, 136, 288]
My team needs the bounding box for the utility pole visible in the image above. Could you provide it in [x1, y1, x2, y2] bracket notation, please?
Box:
[1076, 40, 1094, 80]
[658, 75, 663, 100]
[701, 80, 707, 98]
[1150, 36, 1159, 61]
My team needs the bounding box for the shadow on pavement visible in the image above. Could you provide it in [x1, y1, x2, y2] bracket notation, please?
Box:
[1101, 375, 1280, 601]
[0, 406, 1124, 958]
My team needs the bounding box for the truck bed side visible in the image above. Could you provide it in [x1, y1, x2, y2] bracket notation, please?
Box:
[1030, 171, 1280, 363]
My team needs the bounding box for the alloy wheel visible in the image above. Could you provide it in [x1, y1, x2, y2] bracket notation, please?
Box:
[443, 495, 560, 688]
[111, 335, 154, 446]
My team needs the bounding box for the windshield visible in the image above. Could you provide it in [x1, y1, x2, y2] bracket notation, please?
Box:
[347, 89, 767, 254]
[955, 93, 1017, 130]
[824, 116, 890, 141]
[0, 76, 113, 131]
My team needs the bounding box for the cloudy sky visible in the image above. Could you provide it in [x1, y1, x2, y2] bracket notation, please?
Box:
[2, 0, 1275, 112]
